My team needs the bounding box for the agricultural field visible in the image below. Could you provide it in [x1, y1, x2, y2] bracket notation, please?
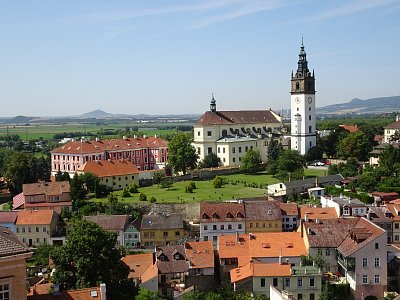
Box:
[92, 169, 325, 204]
[0, 122, 192, 140]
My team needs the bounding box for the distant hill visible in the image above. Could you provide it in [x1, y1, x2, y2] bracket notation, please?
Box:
[317, 96, 400, 115]
[80, 109, 114, 118]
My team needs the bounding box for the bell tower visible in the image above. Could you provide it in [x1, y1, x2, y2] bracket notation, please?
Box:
[290, 39, 316, 155]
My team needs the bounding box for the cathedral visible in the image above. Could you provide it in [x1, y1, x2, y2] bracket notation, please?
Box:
[193, 41, 316, 166]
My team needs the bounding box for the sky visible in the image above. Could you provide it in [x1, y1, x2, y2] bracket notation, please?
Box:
[0, 0, 400, 117]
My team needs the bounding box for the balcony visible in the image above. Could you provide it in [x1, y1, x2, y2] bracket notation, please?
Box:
[337, 255, 355, 272]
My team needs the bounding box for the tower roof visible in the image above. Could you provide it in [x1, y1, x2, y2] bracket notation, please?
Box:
[297, 38, 309, 75]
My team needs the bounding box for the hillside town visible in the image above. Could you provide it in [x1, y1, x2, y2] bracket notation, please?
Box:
[2, 42, 400, 300]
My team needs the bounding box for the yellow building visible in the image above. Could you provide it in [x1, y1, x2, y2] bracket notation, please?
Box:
[15, 210, 59, 246]
[0, 226, 32, 300]
[77, 159, 139, 190]
[141, 214, 185, 248]
[244, 200, 282, 233]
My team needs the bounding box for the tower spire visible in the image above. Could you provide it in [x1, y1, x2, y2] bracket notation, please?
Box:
[297, 37, 309, 75]
[210, 93, 216, 113]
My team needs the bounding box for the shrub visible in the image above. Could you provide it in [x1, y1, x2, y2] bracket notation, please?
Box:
[213, 176, 223, 188]
[129, 183, 139, 193]
[139, 192, 147, 202]
[149, 197, 156, 203]
[122, 188, 130, 198]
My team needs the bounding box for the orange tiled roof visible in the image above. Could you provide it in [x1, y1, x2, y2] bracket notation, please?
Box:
[141, 262, 158, 284]
[219, 232, 307, 261]
[185, 241, 214, 269]
[195, 110, 281, 126]
[122, 253, 154, 279]
[28, 287, 101, 300]
[230, 261, 291, 283]
[23, 181, 70, 196]
[200, 202, 245, 222]
[299, 206, 338, 220]
[16, 210, 55, 225]
[385, 120, 400, 130]
[339, 124, 359, 133]
[386, 203, 400, 221]
[77, 160, 139, 177]
[51, 136, 168, 155]
[279, 202, 299, 216]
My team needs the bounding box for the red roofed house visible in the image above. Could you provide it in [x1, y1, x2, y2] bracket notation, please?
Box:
[27, 284, 106, 300]
[0, 225, 32, 300]
[339, 124, 359, 133]
[77, 160, 139, 190]
[384, 116, 400, 143]
[19, 181, 72, 214]
[122, 253, 158, 292]
[50, 136, 168, 177]
[193, 96, 283, 167]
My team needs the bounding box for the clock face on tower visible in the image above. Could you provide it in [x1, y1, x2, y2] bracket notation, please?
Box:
[307, 97, 313, 104]
[295, 97, 301, 104]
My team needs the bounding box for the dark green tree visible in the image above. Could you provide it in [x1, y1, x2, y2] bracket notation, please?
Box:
[135, 288, 163, 300]
[168, 132, 198, 174]
[276, 149, 306, 179]
[160, 177, 174, 190]
[55, 171, 71, 182]
[51, 219, 136, 300]
[152, 172, 165, 187]
[336, 131, 371, 161]
[199, 152, 220, 168]
[240, 149, 262, 173]
[267, 139, 283, 161]
[379, 145, 400, 175]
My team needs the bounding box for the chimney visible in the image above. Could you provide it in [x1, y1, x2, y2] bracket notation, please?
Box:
[100, 283, 106, 300]
[236, 232, 240, 242]
[304, 214, 308, 222]
[279, 248, 283, 264]
[397, 115, 399, 122]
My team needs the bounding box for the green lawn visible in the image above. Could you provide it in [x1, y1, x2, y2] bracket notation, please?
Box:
[92, 169, 325, 204]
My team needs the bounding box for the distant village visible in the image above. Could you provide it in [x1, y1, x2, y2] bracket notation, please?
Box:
[2, 43, 400, 300]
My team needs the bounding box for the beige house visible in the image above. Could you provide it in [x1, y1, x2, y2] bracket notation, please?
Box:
[193, 96, 283, 167]
[384, 116, 400, 143]
[22, 181, 72, 213]
[77, 159, 139, 190]
[15, 210, 59, 246]
[0, 225, 32, 300]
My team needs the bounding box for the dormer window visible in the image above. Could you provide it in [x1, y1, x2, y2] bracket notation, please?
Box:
[237, 212, 244, 218]
[202, 213, 209, 219]
[226, 212, 233, 219]
[212, 213, 220, 219]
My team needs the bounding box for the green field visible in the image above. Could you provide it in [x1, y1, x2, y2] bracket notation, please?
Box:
[92, 169, 325, 204]
[0, 122, 192, 140]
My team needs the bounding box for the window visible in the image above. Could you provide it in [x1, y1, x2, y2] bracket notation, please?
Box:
[245, 146, 248, 152]
[233, 158, 235, 163]
[175, 231, 181, 237]
[223, 148, 225, 153]
[220, 225, 224, 230]
[204, 236, 208, 241]
[273, 278, 278, 287]
[298, 294, 303, 300]
[310, 294, 315, 300]
[28, 227, 31, 233]
[297, 278, 303, 287]
[396, 223, 399, 229]
[213, 225, 217, 230]
[309, 126, 312, 133]
[375, 257, 380, 267]
[317, 249, 322, 256]
[375, 242, 379, 249]
[208, 147, 212, 154]
[228, 224, 232, 230]
[239, 147, 242, 153]
[260, 278, 266, 287]
[16, 228, 19, 233]
[285, 278, 290, 287]
[207, 131, 212, 136]
[213, 236, 217, 242]
[218, 147, 220, 153]
[374, 275, 380, 283]
[309, 115, 311, 121]
[363, 275, 368, 284]
[22, 227, 25, 233]
[204, 225, 208, 230]
[396, 235, 399, 241]
[250, 223, 253, 228]
[326, 249, 331, 256]
[43, 238, 47, 243]
[198, 131, 200, 136]
[0, 283, 10, 300]
[363, 258, 368, 267]
[36, 238, 40, 243]
[310, 277, 315, 287]
[232, 147, 235, 153]
[238, 224, 242, 229]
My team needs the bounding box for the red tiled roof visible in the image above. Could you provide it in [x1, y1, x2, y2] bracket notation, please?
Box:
[83, 215, 129, 231]
[385, 120, 400, 130]
[278, 202, 299, 216]
[0, 211, 18, 223]
[51, 136, 168, 155]
[13, 192, 25, 209]
[195, 110, 281, 126]
[299, 207, 338, 220]
[77, 160, 139, 177]
[122, 253, 155, 279]
[0, 225, 30, 257]
[339, 124, 359, 133]
[185, 241, 214, 269]
[16, 210, 56, 225]
[373, 135, 383, 142]
[157, 245, 189, 274]
[200, 202, 245, 222]
[244, 200, 282, 221]
[27, 287, 101, 300]
[230, 261, 291, 283]
[23, 181, 70, 196]
[385, 203, 400, 221]
[24, 201, 72, 208]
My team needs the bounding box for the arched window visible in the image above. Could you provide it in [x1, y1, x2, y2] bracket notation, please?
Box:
[222, 129, 227, 137]
[296, 82, 300, 90]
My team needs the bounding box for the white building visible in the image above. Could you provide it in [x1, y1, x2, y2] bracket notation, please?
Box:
[193, 96, 283, 166]
[320, 195, 367, 218]
[200, 202, 246, 246]
[290, 40, 317, 155]
[384, 116, 400, 143]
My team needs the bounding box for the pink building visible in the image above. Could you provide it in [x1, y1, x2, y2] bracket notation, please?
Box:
[50, 136, 168, 177]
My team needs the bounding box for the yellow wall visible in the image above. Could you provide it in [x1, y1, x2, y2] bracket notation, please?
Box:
[16, 215, 58, 246]
[100, 174, 139, 190]
[0, 253, 32, 300]
[141, 228, 185, 247]
[245, 220, 282, 233]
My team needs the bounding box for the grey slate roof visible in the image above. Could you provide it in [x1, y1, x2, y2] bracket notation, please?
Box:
[156, 245, 189, 274]
[284, 174, 344, 189]
[244, 200, 282, 221]
[83, 214, 129, 231]
[141, 213, 184, 230]
[0, 225, 30, 257]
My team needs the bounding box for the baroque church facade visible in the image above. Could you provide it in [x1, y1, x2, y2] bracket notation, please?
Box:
[193, 41, 316, 165]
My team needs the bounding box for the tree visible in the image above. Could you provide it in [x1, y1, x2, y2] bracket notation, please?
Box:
[267, 139, 283, 161]
[160, 177, 174, 190]
[69, 173, 88, 204]
[379, 145, 400, 174]
[240, 149, 262, 173]
[135, 288, 163, 300]
[168, 132, 198, 174]
[389, 130, 400, 143]
[51, 219, 136, 299]
[336, 131, 371, 161]
[275, 149, 306, 180]
[55, 171, 71, 182]
[212, 176, 224, 188]
[199, 152, 220, 168]
[152, 172, 165, 187]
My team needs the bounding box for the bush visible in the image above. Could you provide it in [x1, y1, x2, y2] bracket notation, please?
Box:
[139, 192, 147, 202]
[149, 197, 156, 203]
[129, 183, 139, 193]
[121, 188, 130, 198]
[188, 181, 196, 190]
[213, 176, 224, 188]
